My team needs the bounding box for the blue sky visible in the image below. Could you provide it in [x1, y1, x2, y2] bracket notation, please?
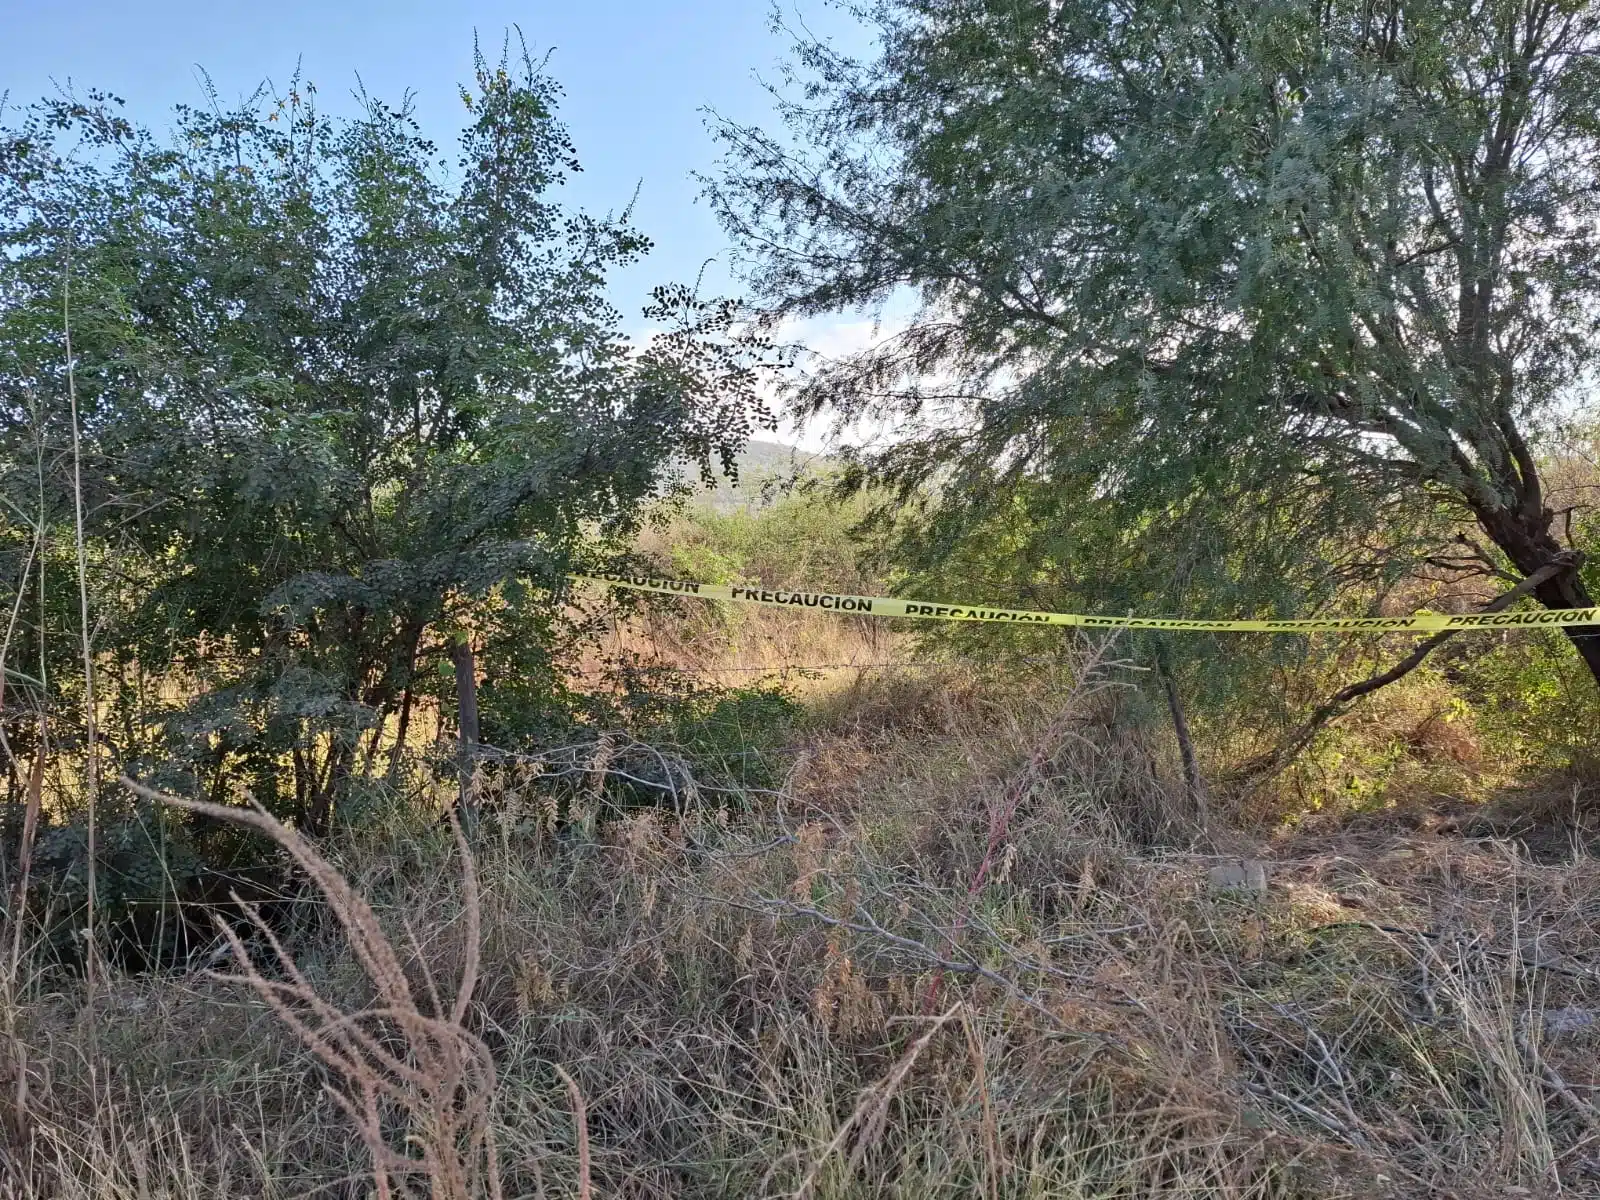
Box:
[0, 0, 871, 325]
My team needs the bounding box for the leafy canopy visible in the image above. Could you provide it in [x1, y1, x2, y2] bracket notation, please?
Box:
[0, 44, 770, 826]
[709, 0, 1600, 677]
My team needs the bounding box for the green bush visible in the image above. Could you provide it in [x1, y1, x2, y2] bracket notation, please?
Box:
[669, 683, 806, 790]
[1453, 628, 1600, 770]
[606, 668, 805, 797]
[659, 481, 890, 594]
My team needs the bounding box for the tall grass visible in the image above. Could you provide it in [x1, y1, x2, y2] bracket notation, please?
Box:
[4, 650, 1598, 1197]
[118, 781, 503, 1200]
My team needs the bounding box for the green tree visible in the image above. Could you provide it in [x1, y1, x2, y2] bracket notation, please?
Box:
[1, 46, 769, 831]
[709, 0, 1600, 682]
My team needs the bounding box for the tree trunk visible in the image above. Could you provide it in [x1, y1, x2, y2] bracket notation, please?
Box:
[386, 684, 415, 784]
[359, 701, 392, 777]
[291, 745, 310, 829]
[1529, 565, 1600, 683]
[207, 739, 230, 808]
[1474, 505, 1600, 684]
[380, 618, 426, 784]
[303, 738, 352, 839]
[1153, 640, 1209, 840]
[449, 639, 480, 827]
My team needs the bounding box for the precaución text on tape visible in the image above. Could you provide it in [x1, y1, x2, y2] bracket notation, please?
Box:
[570, 573, 1600, 634]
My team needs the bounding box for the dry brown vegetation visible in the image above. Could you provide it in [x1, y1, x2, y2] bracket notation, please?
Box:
[4, 641, 1599, 1199]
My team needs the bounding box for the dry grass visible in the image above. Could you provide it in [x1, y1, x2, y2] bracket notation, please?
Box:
[570, 586, 903, 700]
[115, 781, 502, 1200]
[3, 649, 1600, 1198]
[571, 503, 904, 698]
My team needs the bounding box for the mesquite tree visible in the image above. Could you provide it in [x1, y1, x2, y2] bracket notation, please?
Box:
[0, 48, 769, 830]
[710, 0, 1600, 682]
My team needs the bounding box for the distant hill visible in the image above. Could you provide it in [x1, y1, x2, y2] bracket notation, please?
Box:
[736, 439, 814, 474]
[676, 438, 834, 513]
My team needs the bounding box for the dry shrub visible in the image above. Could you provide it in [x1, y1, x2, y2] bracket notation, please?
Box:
[1407, 706, 1483, 765]
[115, 780, 503, 1200]
[569, 576, 896, 699]
[794, 638, 1197, 876]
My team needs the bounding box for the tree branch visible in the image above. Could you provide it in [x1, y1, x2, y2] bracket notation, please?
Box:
[1235, 555, 1577, 789]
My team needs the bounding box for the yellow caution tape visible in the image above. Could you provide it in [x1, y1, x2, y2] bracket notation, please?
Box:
[571, 573, 1600, 634]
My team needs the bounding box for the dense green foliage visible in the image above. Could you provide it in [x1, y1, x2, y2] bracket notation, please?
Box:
[659, 477, 887, 594]
[0, 48, 770, 838]
[709, 0, 1600, 682]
